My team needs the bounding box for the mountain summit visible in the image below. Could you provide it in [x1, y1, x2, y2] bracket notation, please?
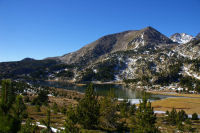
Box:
[170, 33, 194, 44]
[59, 26, 173, 64]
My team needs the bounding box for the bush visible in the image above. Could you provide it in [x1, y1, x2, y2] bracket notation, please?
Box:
[35, 105, 41, 112]
[61, 107, 67, 114]
[31, 90, 49, 106]
[24, 96, 30, 103]
[191, 113, 199, 120]
[52, 103, 59, 114]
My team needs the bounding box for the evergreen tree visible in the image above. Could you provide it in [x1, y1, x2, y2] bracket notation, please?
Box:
[192, 113, 199, 120]
[40, 108, 52, 133]
[166, 109, 188, 126]
[119, 99, 129, 117]
[0, 114, 20, 133]
[19, 118, 38, 133]
[62, 105, 79, 133]
[52, 102, 59, 114]
[0, 79, 15, 115]
[166, 108, 177, 125]
[176, 110, 188, 123]
[128, 104, 136, 116]
[60, 106, 67, 115]
[13, 95, 27, 121]
[185, 119, 195, 132]
[32, 89, 49, 106]
[99, 90, 119, 130]
[134, 93, 160, 133]
[0, 79, 21, 133]
[76, 84, 100, 129]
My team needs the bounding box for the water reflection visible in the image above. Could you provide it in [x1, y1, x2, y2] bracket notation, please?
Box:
[38, 81, 148, 99]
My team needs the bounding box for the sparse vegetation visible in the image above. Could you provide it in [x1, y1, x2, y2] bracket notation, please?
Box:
[0, 79, 200, 132]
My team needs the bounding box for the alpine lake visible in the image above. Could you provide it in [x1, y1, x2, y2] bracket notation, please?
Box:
[37, 81, 178, 104]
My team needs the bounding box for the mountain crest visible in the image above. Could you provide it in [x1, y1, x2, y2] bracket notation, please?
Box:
[170, 33, 194, 44]
[59, 26, 174, 64]
[127, 26, 173, 48]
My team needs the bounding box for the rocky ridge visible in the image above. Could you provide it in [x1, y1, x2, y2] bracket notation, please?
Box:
[170, 33, 194, 44]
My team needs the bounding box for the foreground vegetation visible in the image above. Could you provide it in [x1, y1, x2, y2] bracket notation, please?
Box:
[0, 79, 200, 132]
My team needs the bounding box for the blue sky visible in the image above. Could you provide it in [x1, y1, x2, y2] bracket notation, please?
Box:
[0, 0, 199, 62]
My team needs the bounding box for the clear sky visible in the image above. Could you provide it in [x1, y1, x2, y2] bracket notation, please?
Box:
[0, 0, 199, 62]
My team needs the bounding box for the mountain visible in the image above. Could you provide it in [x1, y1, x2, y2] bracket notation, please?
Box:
[170, 33, 194, 44]
[0, 26, 199, 85]
[59, 26, 174, 65]
[175, 39, 200, 60]
[0, 58, 60, 80]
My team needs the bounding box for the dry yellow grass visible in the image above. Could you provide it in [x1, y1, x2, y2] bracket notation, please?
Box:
[148, 91, 200, 98]
[152, 97, 200, 114]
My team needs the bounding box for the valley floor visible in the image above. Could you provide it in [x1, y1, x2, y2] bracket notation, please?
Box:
[148, 90, 200, 114]
[152, 97, 200, 114]
[22, 85, 200, 132]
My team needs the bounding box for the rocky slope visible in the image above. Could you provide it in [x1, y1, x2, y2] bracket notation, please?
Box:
[175, 39, 200, 60]
[59, 27, 174, 65]
[170, 33, 194, 44]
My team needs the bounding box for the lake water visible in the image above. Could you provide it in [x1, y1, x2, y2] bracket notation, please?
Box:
[37, 81, 175, 101]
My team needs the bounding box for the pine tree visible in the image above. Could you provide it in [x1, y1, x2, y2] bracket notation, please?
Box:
[134, 93, 160, 133]
[40, 108, 52, 133]
[13, 95, 27, 121]
[119, 99, 129, 117]
[166, 108, 177, 125]
[0, 79, 15, 115]
[0, 79, 21, 133]
[76, 83, 100, 129]
[99, 90, 119, 130]
[176, 110, 188, 123]
[191, 113, 199, 120]
[19, 118, 38, 133]
[166, 109, 188, 126]
[62, 105, 79, 133]
[128, 104, 136, 116]
[52, 102, 59, 114]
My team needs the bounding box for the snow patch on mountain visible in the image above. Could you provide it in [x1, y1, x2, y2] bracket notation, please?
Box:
[183, 66, 200, 80]
[170, 33, 194, 44]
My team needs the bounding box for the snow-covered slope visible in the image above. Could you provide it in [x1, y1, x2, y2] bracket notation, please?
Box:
[170, 33, 194, 44]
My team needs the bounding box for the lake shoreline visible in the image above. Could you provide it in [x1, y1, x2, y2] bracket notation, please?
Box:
[147, 90, 200, 98]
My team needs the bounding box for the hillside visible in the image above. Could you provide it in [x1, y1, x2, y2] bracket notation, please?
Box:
[59, 26, 174, 65]
[0, 27, 199, 89]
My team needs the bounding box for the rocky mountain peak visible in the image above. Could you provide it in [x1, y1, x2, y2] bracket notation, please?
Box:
[59, 27, 174, 64]
[170, 33, 194, 44]
[140, 26, 173, 44]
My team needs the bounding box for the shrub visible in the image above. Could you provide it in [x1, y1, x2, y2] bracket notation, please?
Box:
[191, 113, 199, 120]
